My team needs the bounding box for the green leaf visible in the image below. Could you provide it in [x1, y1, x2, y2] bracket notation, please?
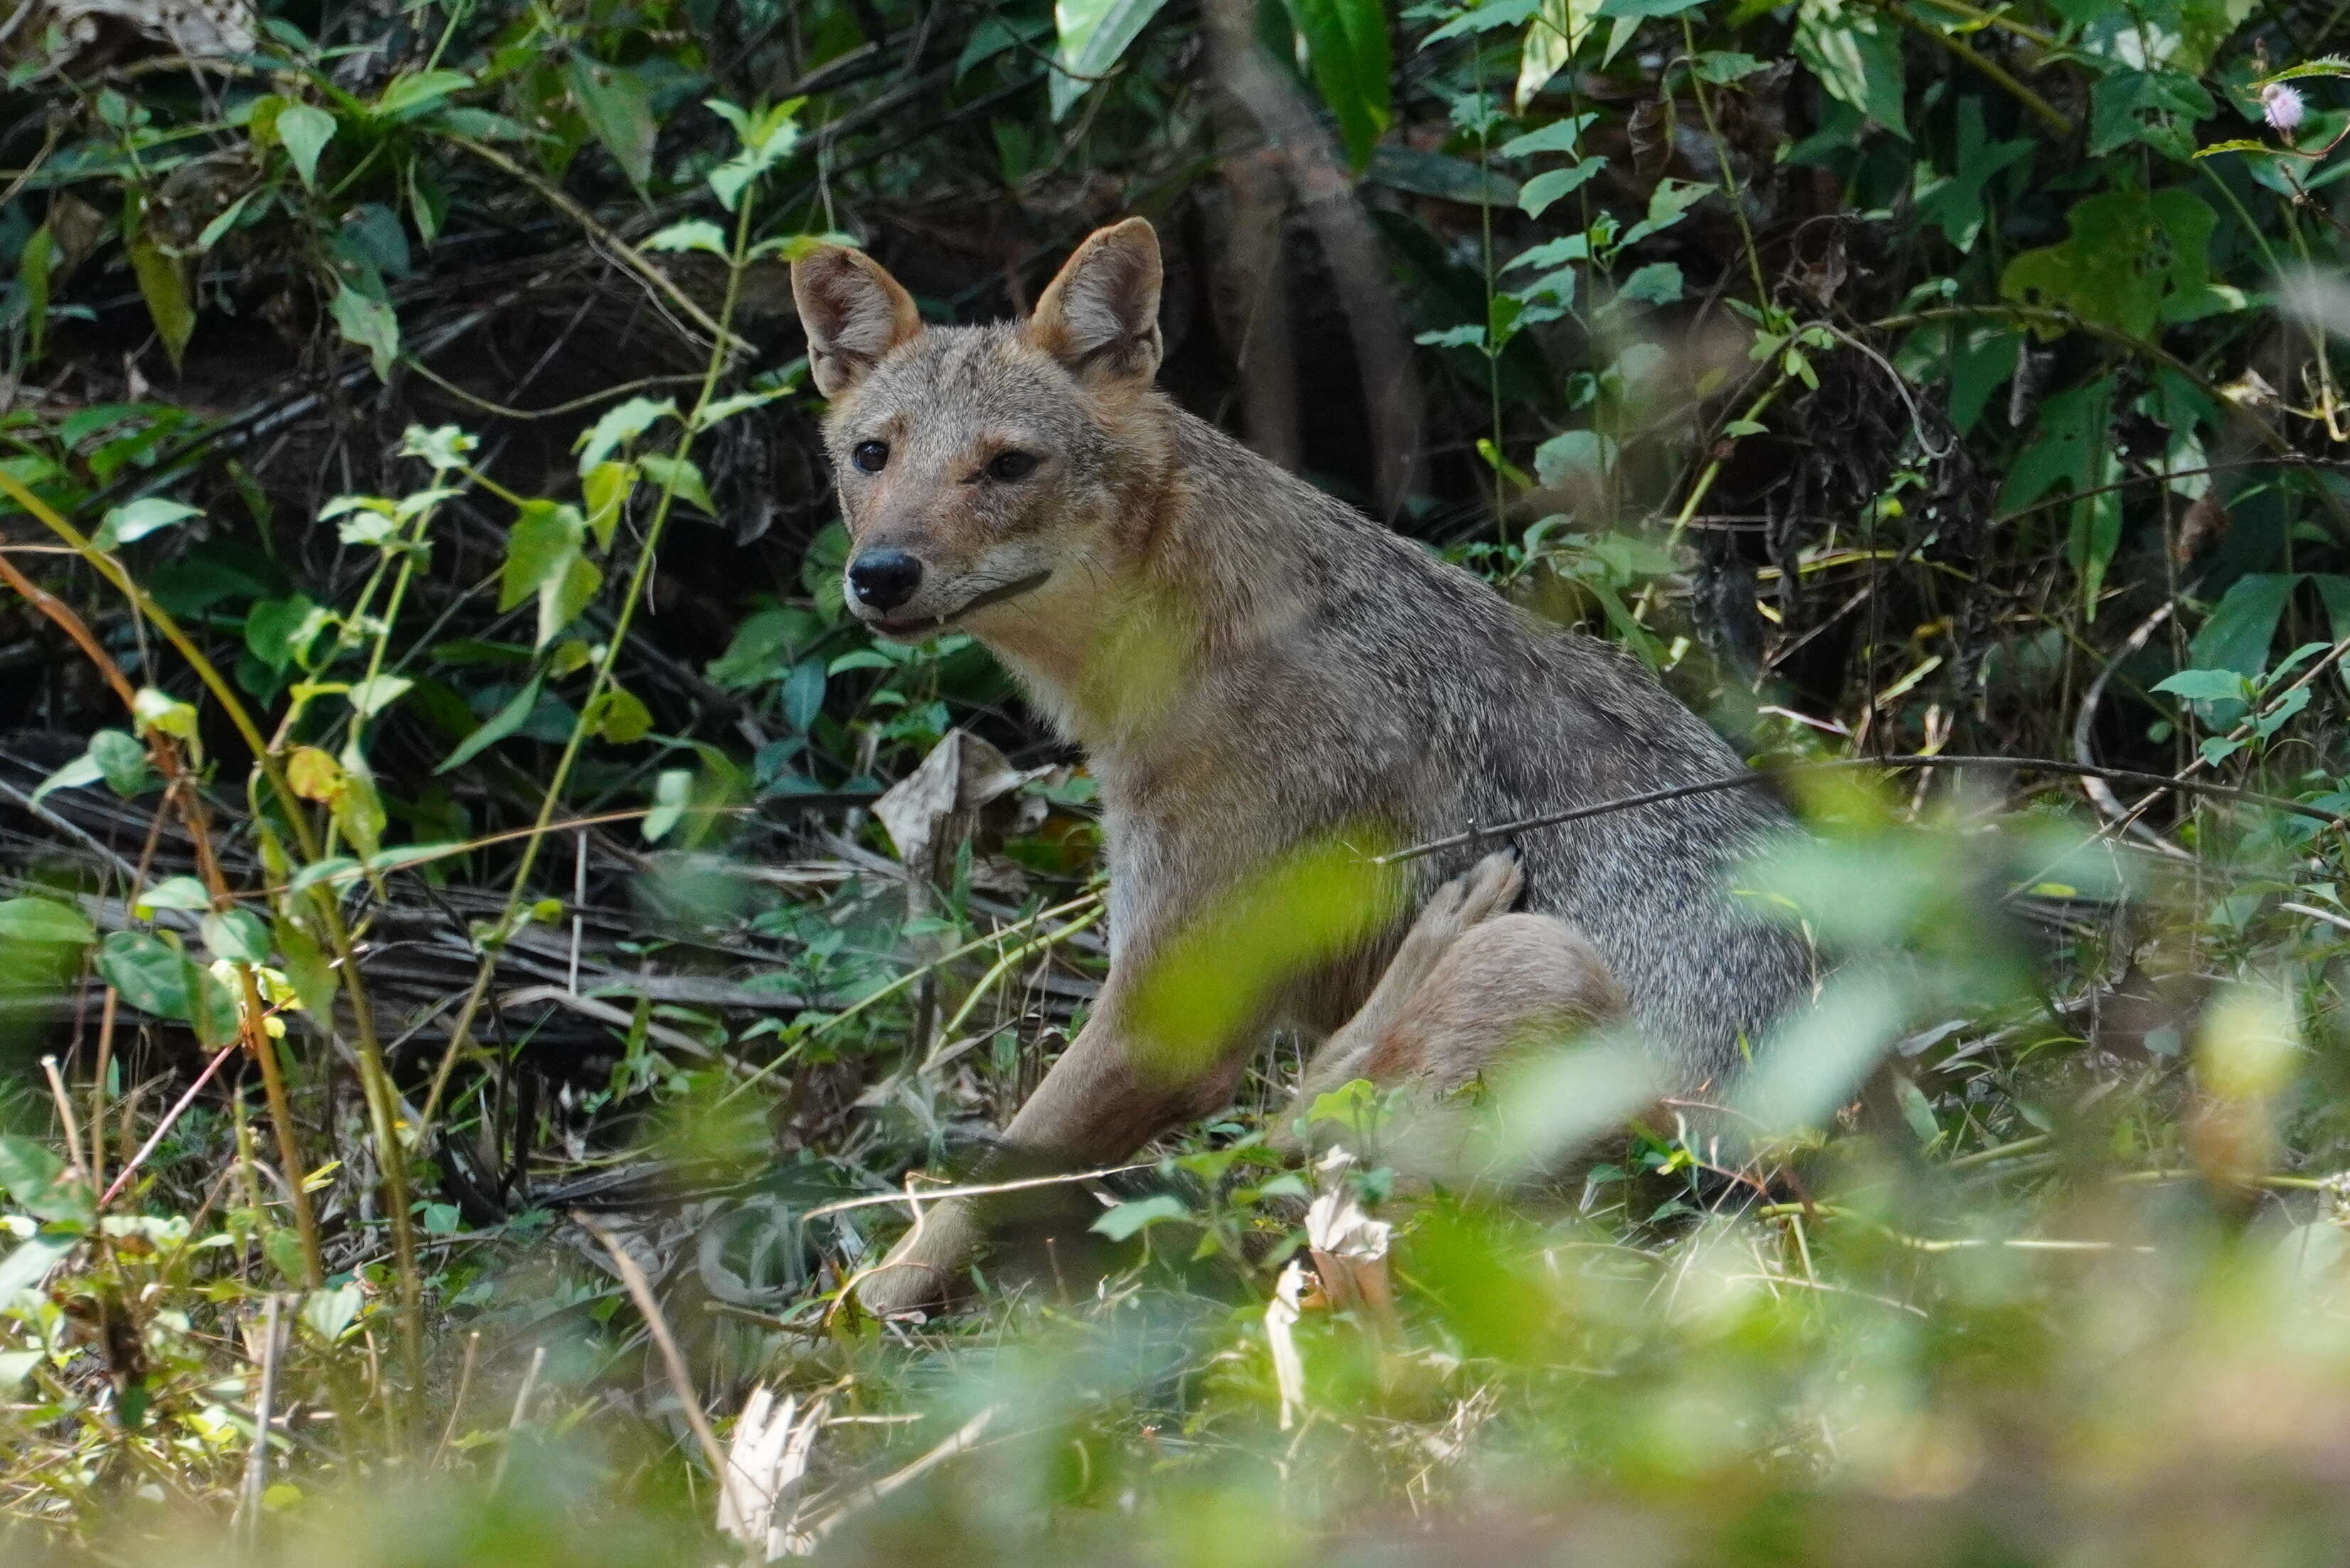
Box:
[1534, 429, 1618, 485]
[133, 875, 213, 916]
[35, 730, 156, 805]
[1691, 50, 1765, 82]
[1793, 0, 1906, 136]
[0, 897, 95, 950]
[276, 104, 336, 189]
[638, 454, 715, 514]
[1498, 113, 1597, 161]
[1364, 146, 1520, 205]
[93, 497, 201, 550]
[543, 555, 603, 648]
[567, 58, 657, 191]
[201, 907, 272, 965]
[0, 1136, 90, 1226]
[18, 225, 54, 361]
[345, 674, 413, 717]
[1620, 176, 1712, 245]
[587, 686, 653, 745]
[1090, 1193, 1191, 1241]
[1594, 0, 1702, 15]
[575, 397, 678, 474]
[329, 284, 402, 380]
[642, 768, 693, 843]
[97, 930, 196, 1020]
[1999, 188, 2221, 341]
[127, 238, 194, 369]
[1290, 0, 1393, 169]
[2089, 70, 2215, 161]
[374, 69, 471, 122]
[643, 220, 729, 257]
[1516, 0, 1603, 109]
[2191, 573, 2301, 678]
[1996, 377, 2120, 607]
[500, 501, 585, 613]
[582, 461, 634, 550]
[2152, 668, 2255, 703]
[245, 594, 329, 672]
[1051, 0, 1171, 120]
[1518, 159, 1606, 218]
[1618, 261, 1683, 304]
[439, 676, 543, 774]
[288, 858, 360, 895]
[1913, 97, 2034, 253]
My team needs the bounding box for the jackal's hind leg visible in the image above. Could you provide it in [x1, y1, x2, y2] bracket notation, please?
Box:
[1278, 860, 1625, 1161]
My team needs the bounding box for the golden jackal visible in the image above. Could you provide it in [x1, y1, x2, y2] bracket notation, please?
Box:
[791, 219, 1813, 1313]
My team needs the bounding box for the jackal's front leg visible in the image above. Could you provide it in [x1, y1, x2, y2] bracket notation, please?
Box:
[852, 973, 1235, 1317]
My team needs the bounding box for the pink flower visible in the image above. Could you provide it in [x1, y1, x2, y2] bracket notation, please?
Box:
[2262, 81, 2307, 134]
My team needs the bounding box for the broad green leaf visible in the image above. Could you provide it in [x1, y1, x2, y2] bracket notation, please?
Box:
[638, 454, 715, 514]
[1091, 1193, 1191, 1240]
[18, 225, 53, 361]
[133, 875, 213, 916]
[1365, 146, 1520, 205]
[567, 58, 657, 191]
[2191, 573, 2301, 677]
[2089, 70, 2215, 161]
[1498, 113, 1597, 161]
[1996, 377, 2120, 607]
[245, 594, 327, 672]
[1794, 0, 1906, 137]
[0, 1136, 90, 1226]
[1913, 97, 2034, 253]
[1999, 188, 2222, 340]
[97, 929, 196, 1020]
[0, 897, 95, 950]
[128, 238, 194, 368]
[1534, 429, 1618, 485]
[1291, 0, 1393, 169]
[2152, 668, 2255, 703]
[1517, 0, 1603, 109]
[1692, 50, 1765, 82]
[543, 554, 602, 647]
[201, 907, 272, 965]
[276, 104, 336, 188]
[582, 460, 634, 550]
[1518, 158, 1606, 218]
[288, 857, 360, 895]
[92, 497, 200, 550]
[1620, 176, 1711, 244]
[642, 767, 693, 842]
[374, 69, 471, 122]
[575, 397, 678, 474]
[644, 220, 729, 257]
[330, 284, 402, 380]
[346, 674, 413, 717]
[1594, 0, 1701, 14]
[1618, 261, 1683, 304]
[132, 688, 197, 742]
[1051, 0, 1171, 120]
[587, 685, 653, 745]
[437, 676, 543, 773]
[500, 501, 585, 613]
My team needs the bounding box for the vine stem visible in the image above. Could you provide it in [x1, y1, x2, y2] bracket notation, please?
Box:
[416, 187, 760, 1137]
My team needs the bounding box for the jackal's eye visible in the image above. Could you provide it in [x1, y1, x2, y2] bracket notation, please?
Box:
[986, 449, 1039, 482]
[851, 440, 890, 473]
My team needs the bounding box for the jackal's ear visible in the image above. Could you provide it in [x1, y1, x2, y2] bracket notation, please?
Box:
[1027, 218, 1163, 385]
[791, 245, 923, 398]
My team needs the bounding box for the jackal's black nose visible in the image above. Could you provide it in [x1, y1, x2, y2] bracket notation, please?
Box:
[848, 549, 923, 612]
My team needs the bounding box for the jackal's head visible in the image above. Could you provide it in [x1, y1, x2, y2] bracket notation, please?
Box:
[790, 220, 1168, 646]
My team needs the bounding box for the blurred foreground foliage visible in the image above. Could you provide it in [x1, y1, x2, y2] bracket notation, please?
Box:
[3, 0, 2350, 1561]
